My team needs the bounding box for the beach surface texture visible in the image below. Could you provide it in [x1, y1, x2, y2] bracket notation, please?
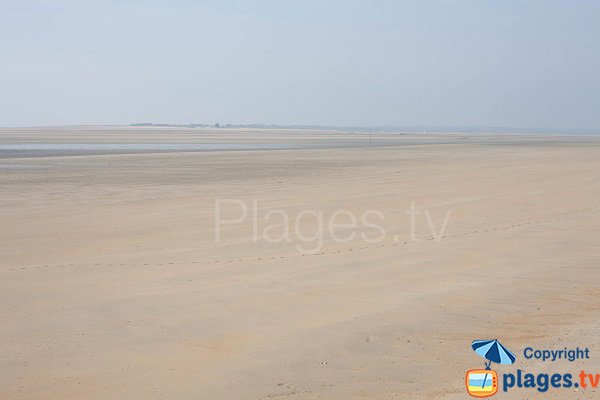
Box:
[1, 127, 599, 399]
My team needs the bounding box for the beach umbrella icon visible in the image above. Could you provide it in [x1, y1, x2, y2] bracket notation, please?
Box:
[472, 339, 516, 369]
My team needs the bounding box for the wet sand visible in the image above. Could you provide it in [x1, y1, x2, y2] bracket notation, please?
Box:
[1, 127, 599, 399]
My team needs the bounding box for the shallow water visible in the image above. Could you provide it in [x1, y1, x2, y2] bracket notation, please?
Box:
[1, 134, 598, 159]
[0, 141, 416, 158]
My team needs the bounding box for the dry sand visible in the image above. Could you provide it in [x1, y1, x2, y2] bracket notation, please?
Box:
[1, 127, 599, 399]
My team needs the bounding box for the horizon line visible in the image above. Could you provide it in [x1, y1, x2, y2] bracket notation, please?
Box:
[1, 123, 600, 135]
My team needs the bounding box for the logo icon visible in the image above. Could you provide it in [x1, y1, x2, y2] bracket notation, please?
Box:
[466, 339, 516, 398]
[466, 369, 498, 398]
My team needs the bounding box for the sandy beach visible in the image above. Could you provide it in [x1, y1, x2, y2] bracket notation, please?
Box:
[1, 127, 599, 399]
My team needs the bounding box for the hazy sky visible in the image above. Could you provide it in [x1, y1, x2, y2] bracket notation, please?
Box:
[1, 1, 600, 129]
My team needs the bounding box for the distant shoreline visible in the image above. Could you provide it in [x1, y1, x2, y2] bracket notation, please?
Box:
[0, 123, 598, 136]
[129, 123, 600, 135]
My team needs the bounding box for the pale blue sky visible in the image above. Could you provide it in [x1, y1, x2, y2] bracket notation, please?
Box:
[1, 1, 599, 129]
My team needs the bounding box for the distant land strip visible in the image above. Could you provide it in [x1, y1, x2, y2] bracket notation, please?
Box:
[129, 122, 600, 135]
